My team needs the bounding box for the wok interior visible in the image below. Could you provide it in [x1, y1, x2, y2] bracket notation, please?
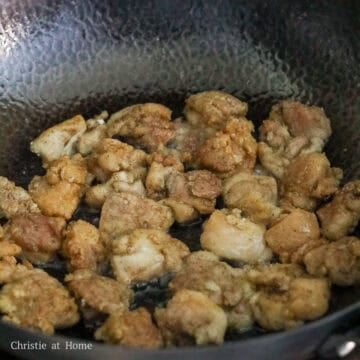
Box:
[0, 0, 359, 342]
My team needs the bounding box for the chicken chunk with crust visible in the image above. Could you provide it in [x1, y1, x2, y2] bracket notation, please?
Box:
[170, 251, 255, 332]
[280, 153, 342, 211]
[62, 220, 107, 272]
[111, 229, 189, 284]
[184, 91, 248, 130]
[223, 172, 280, 225]
[317, 180, 360, 240]
[107, 103, 175, 151]
[0, 176, 40, 219]
[304, 236, 360, 286]
[155, 289, 227, 346]
[201, 209, 272, 264]
[29, 155, 88, 219]
[95, 307, 163, 348]
[258, 101, 332, 179]
[0, 268, 79, 334]
[99, 192, 174, 246]
[65, 270, 132, 320]
[31, 115, 86, 163]
[197, 118, 257, 177]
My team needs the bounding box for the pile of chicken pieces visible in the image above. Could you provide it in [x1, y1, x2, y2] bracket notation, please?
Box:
[0, 91, 359, 348]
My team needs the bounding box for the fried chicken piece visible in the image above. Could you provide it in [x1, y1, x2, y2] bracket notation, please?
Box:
[95, 308, 163, 348]
[62, 220, 106, 272]
[155, 289, 227, 346]
[99, 192, 174, 246]
[223, 172, 280, 225]
[0, 176, 40, 219]
[0, 241, 21, 259]
[304, 236, 360, 286]
[247, 264, 330, 330]
[3, 214, 66, 263]
[197, 118, 257, 176]
[86, 171, 146, 208]
[317, 180, 360, 240]
[77, 111, 109, 156]
[184, 91, 248, 130]
[30, 115, 86, 163]
[159, 198, 198, 223]
[107, 103, 175, 151]
[87, 138, 148, 182]
[111, 229, 189, 284]
[170, 251, 255, 332]
[265, 209, 324, 264]
[200, 209, 272, 264]
[29, 155, 88, 219]
[280, 153, 342, 211]
[0, 257, 34, 284]
[65, 270, 132, 320]
[258, 101, 332, 179]
[0, 269, 79, 334]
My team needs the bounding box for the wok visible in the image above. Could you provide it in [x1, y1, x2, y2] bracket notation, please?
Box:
[0, 0, 359, 359]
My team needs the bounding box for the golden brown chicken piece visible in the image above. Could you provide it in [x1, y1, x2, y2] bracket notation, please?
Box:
[170, 251, 255, 332]
[258, 101, 332, 179]
[0, 268, 79, 334]
[223, 172, 280, 225]
[3, 214, 66, 263]
[107, 103, 175, 151]
[99, 192, 174, 246]
[317, 180, 360, 240]
[87, 138, 148, 182]
[197, 118, 257, 177]
[304, 236, 360, 286]
[155, 289, 227, 346]
[29, 155, 88, 219]
[77, 111, 109, 156]
[111, 229, 189, 284]
[201, 209, 272, 264]
[0, 241, 21, 259]
[184, 91, 248, 130]
[62, 220, 107, 272]
[0, 176, 40, 219]
[280, 153, 342, 211]
[95, 307, 163, 348]
[264, 209, 324, 264]
[246, 264, 330, 331]
[30, 115, 87, 163]
[65, 270, 132, 320]
[0, 256, 34, 284]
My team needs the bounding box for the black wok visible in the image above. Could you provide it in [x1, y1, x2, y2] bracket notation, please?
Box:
[0, 0, 359, 359]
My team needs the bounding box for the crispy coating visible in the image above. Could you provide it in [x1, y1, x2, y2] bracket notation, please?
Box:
[258, 101, 332, 179]
[201, 209, 272, 264]
[0, 176, 40, 219]
[317, 180, 360, 240]
[159, 198, 198, 223]
[223, 172, 280, 225]
[62, 220, 107, 272]
[0, 269, 79, 334]
[280, 153, 342, 211]
[65, 270, 132, 319]
[29, 155, 88, 219]
[107, 103, 175, 151]
[3, 214, 66, 263]
[170, 251, 255, 332]
[95, 308, 163, 348]
[111, 229, 189, 284]
[246, 264, 330, 330]
[0, 257, 34, 284]
[0, 241, 21, 259]
[265, 209, 324, 264]
[197, 118, 257, 176]
[304, 236, 360, 286]
[155, 289, 227, 346]
[87, 138, 148, 182]
[184, 91, 248, 130]
[99, 192, 174, 246]
[31, 115, 86, 163]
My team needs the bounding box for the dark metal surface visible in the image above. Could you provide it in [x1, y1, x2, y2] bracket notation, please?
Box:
[0, 0, 359, 359]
